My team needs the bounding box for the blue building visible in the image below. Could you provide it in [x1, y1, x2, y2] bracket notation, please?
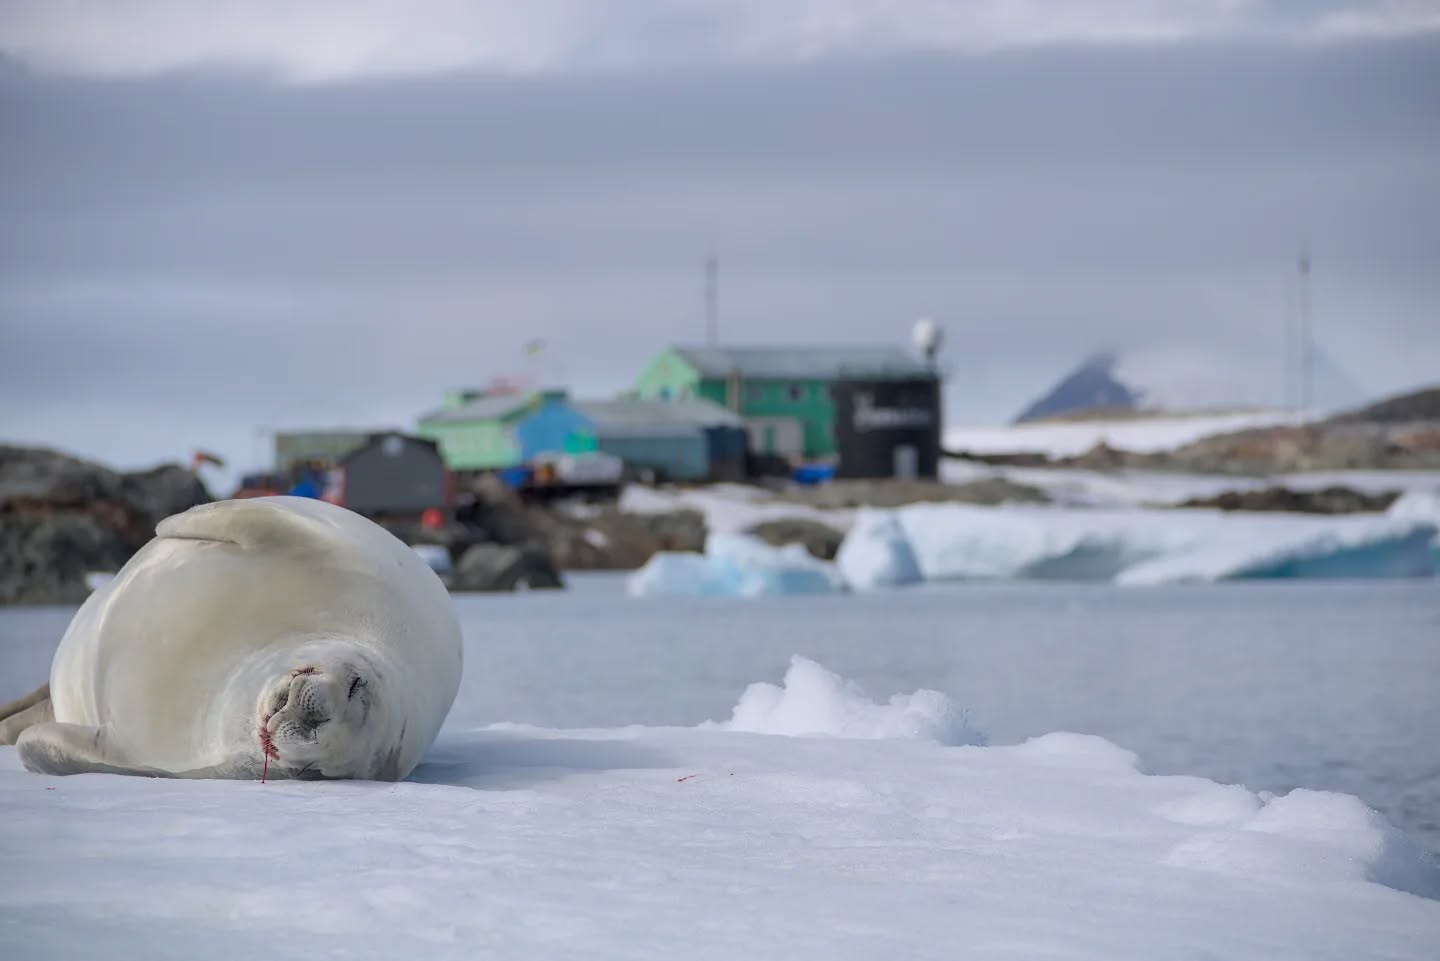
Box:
[515, 394, 748, 482]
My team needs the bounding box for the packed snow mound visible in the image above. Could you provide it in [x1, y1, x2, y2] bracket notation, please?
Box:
[882, 503, 1437, 585]
[627, 532, 846, 598]
[834, 508, 922, 590]
[1010, 731, 1140, 773]
[1165, 788, 1440, 900]
[712, 655, 984, 746]
[1389, 488, 1440, 523]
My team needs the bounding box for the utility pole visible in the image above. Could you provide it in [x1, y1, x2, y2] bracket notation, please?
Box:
[1297, 249, 1312, 420]
[705, 254, 718, 346]
[1283, 271, 1296, 413]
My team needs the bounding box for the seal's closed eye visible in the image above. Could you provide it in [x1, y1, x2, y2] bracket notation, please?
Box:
[348, 676, 365, 699]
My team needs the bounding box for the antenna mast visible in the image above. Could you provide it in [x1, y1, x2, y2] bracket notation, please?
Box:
[1297, 249, 1312, 420]
[704, 254, 718, 346]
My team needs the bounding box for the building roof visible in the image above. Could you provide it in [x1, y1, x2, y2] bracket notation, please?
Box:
[672, 345, 934, 382]
[574, 396, 744, 438]
[419, 393, 535, 424]
[338, 431, 440, 464]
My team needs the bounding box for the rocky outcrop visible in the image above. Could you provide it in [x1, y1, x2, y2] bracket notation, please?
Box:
[441, 476, 708, 573]
[1176, 485, 1401, 515]
[451, 544, 564, 592]
[1048, 420, 1440, 475]
[745, 518, 845, 561]
[1327, 386, 1440, 425]
[776, 477, 1050, 510]
[0, 445, 213, 605]
[542, 508, 708, 570]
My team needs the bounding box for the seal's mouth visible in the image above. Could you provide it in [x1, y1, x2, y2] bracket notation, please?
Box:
[258, 716, 279, 761]
[258, 665, 315, 763]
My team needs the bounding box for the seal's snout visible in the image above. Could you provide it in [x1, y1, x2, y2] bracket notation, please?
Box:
[259, 668, 347, 764]
[254, 654, 378, 779]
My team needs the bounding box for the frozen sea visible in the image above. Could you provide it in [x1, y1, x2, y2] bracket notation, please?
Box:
[4, 575, 1436, 853]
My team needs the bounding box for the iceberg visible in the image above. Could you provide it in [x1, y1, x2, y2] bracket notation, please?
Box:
[627, 532, 846, 598]
[633, 501, 1437, 597]
[834, 508, 923, 590]
[1388, 488, 1440, 568]
[870, 503, 1437, 585]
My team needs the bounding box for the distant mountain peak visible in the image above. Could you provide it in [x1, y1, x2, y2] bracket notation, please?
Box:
[1012, 351, 1140, 424]
[1013, 345, 1371, 425]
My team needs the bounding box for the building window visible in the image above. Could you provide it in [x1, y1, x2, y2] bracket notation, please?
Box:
[786, 383, 804, 402]
[746, 383, 766, 404]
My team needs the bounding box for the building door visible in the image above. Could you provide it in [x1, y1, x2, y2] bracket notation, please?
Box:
[893, 444, 918, 480]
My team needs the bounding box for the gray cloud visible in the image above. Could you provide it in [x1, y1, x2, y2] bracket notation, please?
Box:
[1, 34, 1437, 482]
[2, 1, 1438, 82]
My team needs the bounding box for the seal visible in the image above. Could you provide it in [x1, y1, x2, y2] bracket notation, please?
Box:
[0, 496, 463, 781]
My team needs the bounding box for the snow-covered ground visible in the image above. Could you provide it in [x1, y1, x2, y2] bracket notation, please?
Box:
[944, 409, 1300, 459]
[2, 647, 1437, 960]
[619, 481, 858, 532]
[939, 460, 1440, 509]
[622, 471, 1440, 533]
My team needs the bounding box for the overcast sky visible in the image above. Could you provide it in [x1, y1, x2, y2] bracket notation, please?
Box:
[1, 1, 1437, 486]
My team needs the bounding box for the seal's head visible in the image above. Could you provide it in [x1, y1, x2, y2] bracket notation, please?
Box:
[256, 649, 392, 779]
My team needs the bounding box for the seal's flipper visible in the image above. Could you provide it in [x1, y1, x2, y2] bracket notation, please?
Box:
[0, 683, 52, 746]
[156, 497, 337, 556]
[15, 722, 174, 778]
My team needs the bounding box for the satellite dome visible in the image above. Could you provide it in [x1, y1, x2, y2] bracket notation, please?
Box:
[912, 317, 943, 358]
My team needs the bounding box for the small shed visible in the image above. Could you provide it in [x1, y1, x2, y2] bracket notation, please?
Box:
[336, 432, 449, 518]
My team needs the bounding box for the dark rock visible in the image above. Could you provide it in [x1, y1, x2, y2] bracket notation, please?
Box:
[746, 518, 845, 560]
[1064, 441, 1134, 471]
[0, 445, 214, 605]
[943, 449, 1055, 468]
[118, 465, 212, 524]
[1177, 485, 1401, 515]
[530, 507, 707, 571]
[779, 477, 1049, 510]
[0, 513, 133, 606]
[452, 544, 564, 592]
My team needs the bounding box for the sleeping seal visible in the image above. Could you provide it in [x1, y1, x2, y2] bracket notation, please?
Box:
[0, 496, 462, 781]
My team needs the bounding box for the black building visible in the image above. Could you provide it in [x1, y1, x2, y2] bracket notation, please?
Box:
[831, 377, 942, 479]
[338, 432, 449, 518]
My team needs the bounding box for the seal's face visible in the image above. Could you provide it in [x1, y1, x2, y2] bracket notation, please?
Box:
[256, 655, 379, 779]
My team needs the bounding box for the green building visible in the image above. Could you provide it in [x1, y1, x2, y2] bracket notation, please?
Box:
[632, 346, 935, 461]
[415, 389, 543, 472]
